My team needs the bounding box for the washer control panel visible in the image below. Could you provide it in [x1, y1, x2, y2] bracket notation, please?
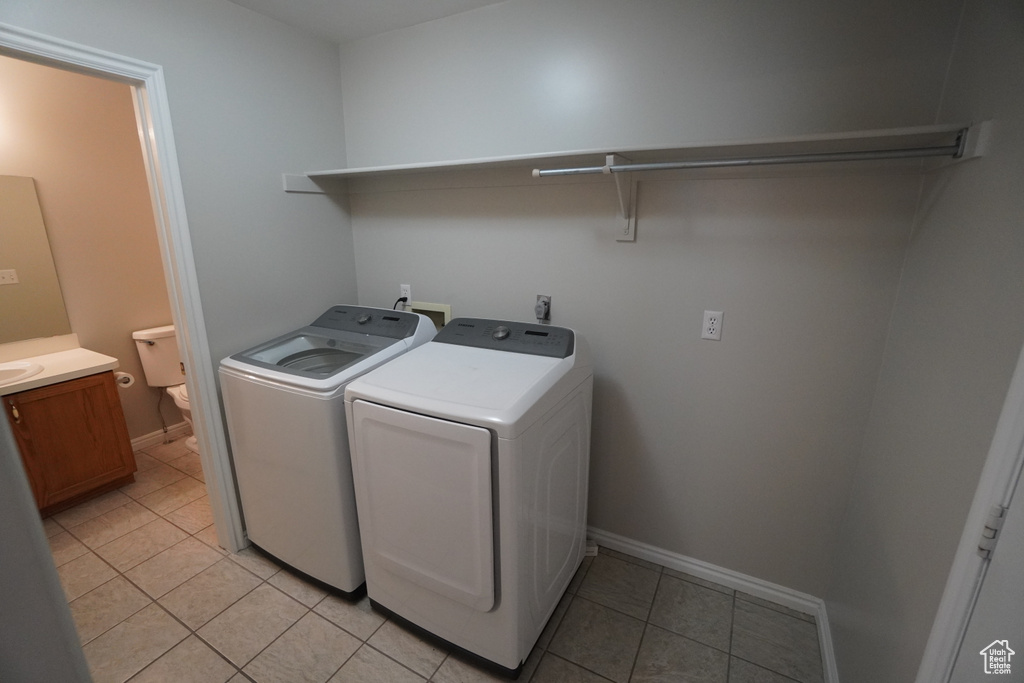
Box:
[311, 306, 422, 339]
[434, 318, 574, 358]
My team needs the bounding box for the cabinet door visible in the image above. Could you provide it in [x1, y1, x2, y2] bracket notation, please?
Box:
[5, 371, 136, 511]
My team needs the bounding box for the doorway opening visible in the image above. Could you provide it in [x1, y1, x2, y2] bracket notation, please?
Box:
[0, 22, 244, 552]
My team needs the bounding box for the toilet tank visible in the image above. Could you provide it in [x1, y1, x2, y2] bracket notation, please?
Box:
[133, 324, 185, 387]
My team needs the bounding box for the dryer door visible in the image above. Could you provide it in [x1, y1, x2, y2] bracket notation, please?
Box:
[350, 400, 495, 612]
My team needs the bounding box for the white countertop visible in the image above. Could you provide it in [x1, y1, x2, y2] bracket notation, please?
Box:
[0, 348, 119, 396]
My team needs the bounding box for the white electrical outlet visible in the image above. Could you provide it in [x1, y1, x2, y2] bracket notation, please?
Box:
[701, 310, 723, 340]
[399, 284, 412, 306]
[0, 269, 19, 285]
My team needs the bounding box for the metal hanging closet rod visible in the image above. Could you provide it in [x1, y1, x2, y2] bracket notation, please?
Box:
[532, 127, 969, 177]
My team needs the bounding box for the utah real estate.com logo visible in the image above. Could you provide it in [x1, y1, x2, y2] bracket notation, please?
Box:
[980, 640, 1014, 675]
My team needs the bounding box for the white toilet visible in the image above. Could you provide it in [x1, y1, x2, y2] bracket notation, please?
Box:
[133, 324, 198, 452]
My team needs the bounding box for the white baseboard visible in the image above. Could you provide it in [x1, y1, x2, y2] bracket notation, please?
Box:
[587, 526, 840, 683]
[130, 422, 191, 452]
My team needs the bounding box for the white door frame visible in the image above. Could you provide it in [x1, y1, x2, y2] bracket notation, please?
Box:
[916, 340, 1024, 681]
[0, 21, 246, 552]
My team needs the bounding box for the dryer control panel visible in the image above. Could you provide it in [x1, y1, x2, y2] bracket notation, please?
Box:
[434, 318, 574, 358]
[311, 305, 422, 339]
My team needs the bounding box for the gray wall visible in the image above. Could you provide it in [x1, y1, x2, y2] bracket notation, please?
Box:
[349, 169, 920, 596]
[337, 0, 964, 597]
[825, 2, 1024, 681]
[339, 0, 961, 166]
[4, 1, 1020, 679]
[340, 2, 1024, 677]
[0, 0, 358, 365]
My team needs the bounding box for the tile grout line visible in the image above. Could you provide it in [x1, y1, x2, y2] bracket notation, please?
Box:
[733, 590, 819, 624]
[731, 598, 824, 683]
[149, 604, 243, 679]
[125, 600, 237, 682]
[47, 442, 218, 677]
[63, 527, 821, 683]
[157, 550, 290, 674]
[371, 641, 430, 683]
[98, 523, 278, 678]
[728, 653, 806, 683]
[137, 521, 408, 681]
[625, 566, 668, 683]
[54, 438, 825, 683]
[229, 598, 315, 675]
[726, 590, 737, 682]
[55, 442, 261, 679]
[71, 518, 259, 676]
[227, 578, 397, 678]
[540, 651, 618, 683]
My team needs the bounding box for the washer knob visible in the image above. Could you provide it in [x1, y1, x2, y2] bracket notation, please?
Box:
[492, 325, 511, 341]
[357, 314, 372, 325]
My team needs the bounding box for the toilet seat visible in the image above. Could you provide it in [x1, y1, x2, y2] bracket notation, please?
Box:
[164, 384, 198, 452]
[166, 383, 189, 406]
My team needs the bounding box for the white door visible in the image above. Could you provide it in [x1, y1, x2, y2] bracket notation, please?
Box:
[350, 400, 496, 612]
[949, 492, 1024, 681]
[918, 342, 1024, 682]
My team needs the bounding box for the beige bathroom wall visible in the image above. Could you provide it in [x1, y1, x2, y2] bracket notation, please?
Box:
[0, 55, 179, 438]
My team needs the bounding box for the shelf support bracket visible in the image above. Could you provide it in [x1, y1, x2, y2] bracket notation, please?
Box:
[282, 174, 346, 194]
[606, 154, 636, 242]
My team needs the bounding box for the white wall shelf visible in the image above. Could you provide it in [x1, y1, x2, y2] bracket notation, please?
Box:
[286, 122, 988, 241]
[294, 123, 979, 183]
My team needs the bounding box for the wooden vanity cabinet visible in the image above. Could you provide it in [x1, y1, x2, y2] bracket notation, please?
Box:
[4, 370, 136, 516]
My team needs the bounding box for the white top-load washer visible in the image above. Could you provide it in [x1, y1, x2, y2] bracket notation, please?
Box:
[219, 305, 435, 594]
[345, 318, 593, 676]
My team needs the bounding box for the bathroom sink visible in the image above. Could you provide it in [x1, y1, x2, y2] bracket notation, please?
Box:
[0, 360, 44, 387]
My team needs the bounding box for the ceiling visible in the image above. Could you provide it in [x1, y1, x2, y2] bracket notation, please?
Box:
[228, 0, 509, 44]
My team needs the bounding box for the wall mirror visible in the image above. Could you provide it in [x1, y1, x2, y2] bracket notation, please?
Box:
[0, 175, 72, 344]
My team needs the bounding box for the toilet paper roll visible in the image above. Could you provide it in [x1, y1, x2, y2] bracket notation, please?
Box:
[114, 371, 135, 388]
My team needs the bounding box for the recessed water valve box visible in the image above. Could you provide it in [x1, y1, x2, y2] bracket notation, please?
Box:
[535, 295, 551, 324]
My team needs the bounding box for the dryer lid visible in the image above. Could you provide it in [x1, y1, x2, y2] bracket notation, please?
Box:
[344, 340, 582, 437]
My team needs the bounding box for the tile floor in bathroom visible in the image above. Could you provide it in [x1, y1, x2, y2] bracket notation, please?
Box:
[45, 435, 825, 683]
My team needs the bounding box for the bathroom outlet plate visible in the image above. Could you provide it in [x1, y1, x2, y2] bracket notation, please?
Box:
[701, 310, 723, 340]
[0, 269, 18, 285]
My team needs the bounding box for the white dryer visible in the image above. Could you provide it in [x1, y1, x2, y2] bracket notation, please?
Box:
[219, 305, 435, 594]
[345, 318, 593, 676]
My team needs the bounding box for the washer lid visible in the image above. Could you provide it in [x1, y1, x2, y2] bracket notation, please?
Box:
[241, 331, 382, 375]
[218, 305, 435, 390]
[227, 327, 396, 381]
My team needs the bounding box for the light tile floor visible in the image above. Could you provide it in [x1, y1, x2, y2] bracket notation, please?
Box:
[45, 435, 825, 683]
